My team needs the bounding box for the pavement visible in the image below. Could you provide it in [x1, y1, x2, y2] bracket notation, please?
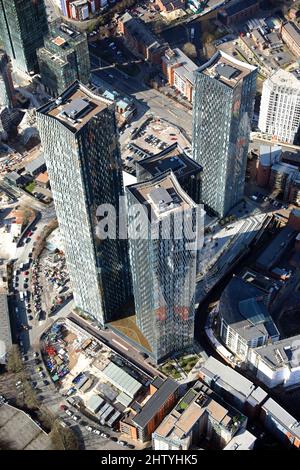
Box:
[90, 64, 193, 140]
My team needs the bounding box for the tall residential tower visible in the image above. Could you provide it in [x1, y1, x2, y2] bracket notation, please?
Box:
[258, 69, 300, 145]
[126, 171, 200, 363]
[0, 0, 48, 74]
[192, 51, 257, 217]
[37, 22, 90, 97]
[37, 81, 132, 325]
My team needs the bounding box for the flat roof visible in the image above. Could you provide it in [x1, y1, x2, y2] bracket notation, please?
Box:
[126, 170, 197, 222]
[0, 404, 52, 450]
[254, 334, 300, 369]
[200, 356, 255, 398]
[283, 21, 300, 47]
[132, 378, 178, 429]
[219, 277, 280, 342]
[37, 81, 113, 133]
[0, 291, 12, 363]
[136, 143, 202, 180]
[197, 50, 256, 89]
[222, 0, 259, 17]
[262, 398, 300, 438]
[266, 68, 300, 91]
[25, 153, 46, 173]
[224, 429, 257, 450]
[256, 226, 297, 271]
[102, 362, 142, 398]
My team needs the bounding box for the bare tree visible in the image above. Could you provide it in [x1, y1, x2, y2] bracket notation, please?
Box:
[182, 42, 197, 60]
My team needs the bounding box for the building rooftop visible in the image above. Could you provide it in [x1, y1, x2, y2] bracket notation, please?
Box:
[163, 48, 197, 85]
[271, 161, 299, 175]
[197, 50, 256, 89]
[221, 0, 259, 17]
[25, 153, 46, 174]
[36, 171, 49, 184]
[200, 356, 256, 399]
[283, 21, 300, 47]
[120, 12, 165, 53]
[132, 378, 179, 429]
[136, 143, 202, 180]
[38, 81, 112, 133]
[126, 170, 198, 222]
[262, 398, 300, 439]
[266, 68, 300, 91]
[223, 428, 257, 450]
[259, 145, 281, 167]
[256, 226, 297, 271]
[219, 277, 280, 342]
[101, 361, 142, 398]
[254, 335, 300, 370]
[0, 404, 52, 450]
[154, 381, 245, 446]
[0, 291, 12, 364]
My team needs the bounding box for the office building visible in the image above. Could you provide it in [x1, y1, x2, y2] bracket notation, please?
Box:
[0, 51, 15, 108]
[126, 171, 199, 363]
[118, 12, 167, 65]
[261, 398, 300, 448]
[218, 277, 280, 363]
[199, 356, 268, 416]
[162, 48, 197, 103]
[120, 376, 179, 442]
[37, 81, 132, 325]
[258, 69, 300, 145]
[218, 0, 260, 26]
[37, 22, 90, 97]
[0, 0, 48, 74]
[153, 381, 249, 450]
[281, 22, 300, 59]
[193, 51, 257, 217]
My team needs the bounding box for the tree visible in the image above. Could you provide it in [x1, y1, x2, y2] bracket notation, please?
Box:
[50, 421, 80, 450]
[7, 345, 23, 373]
[182, 42, 197, 60]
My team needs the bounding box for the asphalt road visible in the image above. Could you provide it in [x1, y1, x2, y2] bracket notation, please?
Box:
[90, 64, 193, 138]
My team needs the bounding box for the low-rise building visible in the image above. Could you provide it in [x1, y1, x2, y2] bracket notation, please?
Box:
[118, 13, 167, 65]
[256, 226, 297, 272]
[256, 145, 281, 187]
[248, 336, 300, 389]
[218, 0, 260, 27]
[25, 153, 46, 176]
[0, 264, 12, 365]
[223, 428, 257, 450]
[162, 48, 197, 103]
[281, 22, 300, 58]
[155, 0, 185, 13]
[199, 356, 268, 415]
[218, 276, 280, 363]
[120, 376, 179, 442]
[153, 381, 249, 450]
[36, 171, 50, 189]
[261, 398, 300, 448]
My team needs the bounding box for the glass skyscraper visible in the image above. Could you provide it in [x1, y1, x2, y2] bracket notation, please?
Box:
[0, 0, 48, 74]
[126, 171, 199, 363]
[37, 81, 132, 326]
[37, 21, 90, 97]
[192, 51, 257, 217]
